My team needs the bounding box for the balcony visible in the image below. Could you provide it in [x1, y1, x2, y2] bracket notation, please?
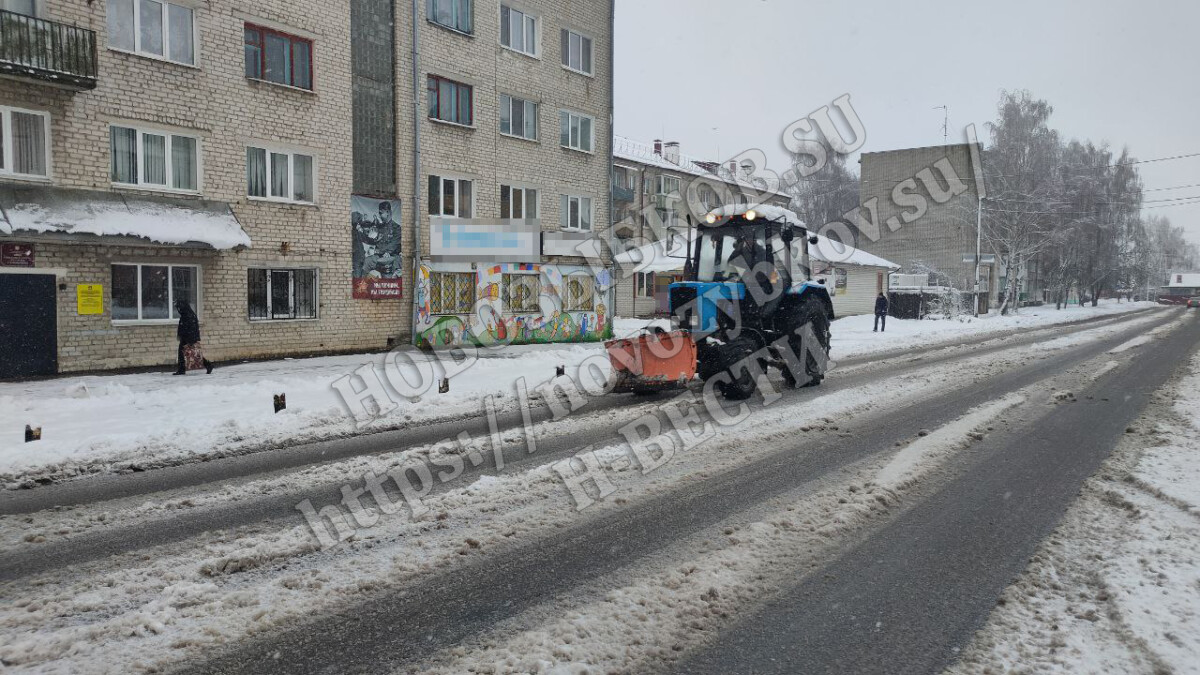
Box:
[613, 184, 635, 203]
[0, 10, 97, 90]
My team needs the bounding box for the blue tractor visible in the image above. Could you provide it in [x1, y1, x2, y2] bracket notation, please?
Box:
[607, 205, 834, 400]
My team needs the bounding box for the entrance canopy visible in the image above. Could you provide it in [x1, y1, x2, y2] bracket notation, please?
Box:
[0, 185, 251, 250]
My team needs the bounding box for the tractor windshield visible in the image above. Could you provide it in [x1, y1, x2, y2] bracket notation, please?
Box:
[696, 225, 767, 282]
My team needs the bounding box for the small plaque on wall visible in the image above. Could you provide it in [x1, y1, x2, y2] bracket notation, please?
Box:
[1, 243, 34, 267]
[77, 284, 104, 315]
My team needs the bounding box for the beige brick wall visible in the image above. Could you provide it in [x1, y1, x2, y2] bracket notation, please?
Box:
[0, 0, 408, 373]
[403, 0, 614, 261]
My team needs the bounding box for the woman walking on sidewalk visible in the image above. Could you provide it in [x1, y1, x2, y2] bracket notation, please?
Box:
[174, 299, 213, 375]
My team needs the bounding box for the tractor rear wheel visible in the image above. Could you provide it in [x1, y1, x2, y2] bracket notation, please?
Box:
[712, 338, 762, 401]
[780, 298, 831, 388]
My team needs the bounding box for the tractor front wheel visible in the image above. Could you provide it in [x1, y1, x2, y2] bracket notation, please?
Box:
[780, 298, 831, 389]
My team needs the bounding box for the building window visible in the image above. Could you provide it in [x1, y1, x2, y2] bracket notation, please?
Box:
[428, 174, 473, 217]
[502, 273, 540, 314]
[0, 106, 49, 178]
[560, 27, 592, 74]
[247, 146, 315, 203]
[613, 165, 635, 191]
[635, 271, 654, 299]
[500, 5, 536, 56]
[558, 111, 593, 152]
[111, 264, 198, 323]
[429, 271, 476, 314]
[107, 0, 195, 65]
[110, 125, 199, 192]
[499, 94, 537, 140]
[655, 175, 680, 197]
[427, 0, 472, 34]
[244, 24, 313, 90]
[560, 194, 592, 231]
[500, 184, 538, 219]
[1, 0, 36, 16]
[563, 275, 594, 311]
[427, 75, 473, 126]
[248, 268, 318, 320]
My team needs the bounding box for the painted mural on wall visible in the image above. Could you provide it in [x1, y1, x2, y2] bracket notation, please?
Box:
[415, 262, 614, 348]
[351, 196, 403, 299]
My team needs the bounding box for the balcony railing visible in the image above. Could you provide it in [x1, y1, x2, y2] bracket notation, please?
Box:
[0, 10, 97, 90]
[613, 184, 635, 203]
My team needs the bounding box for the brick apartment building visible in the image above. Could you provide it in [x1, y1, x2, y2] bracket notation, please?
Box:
[0, 0, 614, 378]
[856, 143, 1004, 310]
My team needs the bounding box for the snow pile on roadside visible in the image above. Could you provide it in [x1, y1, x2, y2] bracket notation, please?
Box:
[833, 300, 1158, 359]
[947, 350, 1200, 675]
[0, 343, 602, 484]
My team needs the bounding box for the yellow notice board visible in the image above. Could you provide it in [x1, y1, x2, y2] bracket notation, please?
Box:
[77, 284, 104, 315]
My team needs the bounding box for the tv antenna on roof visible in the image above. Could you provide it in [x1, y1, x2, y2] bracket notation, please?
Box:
[934, 105, 949, 145]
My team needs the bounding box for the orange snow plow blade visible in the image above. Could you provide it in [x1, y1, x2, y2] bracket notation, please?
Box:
[606, 330, 697, 394]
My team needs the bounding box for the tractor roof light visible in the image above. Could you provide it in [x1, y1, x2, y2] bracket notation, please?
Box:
[745, 209, 757, 221]
[705, 213, 717, 224]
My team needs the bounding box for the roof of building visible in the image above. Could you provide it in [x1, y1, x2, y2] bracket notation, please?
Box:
[613, 204, 898, 272]
[1165, 272, 1200, 287]
[0, 185, 251, 250]
[613, 135, 791, 201]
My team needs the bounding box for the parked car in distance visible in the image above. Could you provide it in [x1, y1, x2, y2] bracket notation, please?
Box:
[1188, 296, 1200, 308]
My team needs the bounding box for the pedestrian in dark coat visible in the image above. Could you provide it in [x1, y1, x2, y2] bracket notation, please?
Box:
[874, 293, 888, 332]
[174, 299, 213, 375]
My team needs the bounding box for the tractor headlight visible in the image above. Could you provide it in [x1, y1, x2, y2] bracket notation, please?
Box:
[745, 209, 757, 221]
[705, 213, 717, 224]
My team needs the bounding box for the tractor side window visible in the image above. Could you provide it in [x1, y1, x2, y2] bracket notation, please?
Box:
[771, 238, 791, 287]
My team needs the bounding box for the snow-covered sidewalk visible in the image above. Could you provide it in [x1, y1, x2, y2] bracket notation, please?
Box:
[0, 301, 1159, 484]
[947, 346, 1200, 675]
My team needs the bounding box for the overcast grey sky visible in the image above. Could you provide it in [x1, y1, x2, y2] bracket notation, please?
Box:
[614, 0, 1200, 246]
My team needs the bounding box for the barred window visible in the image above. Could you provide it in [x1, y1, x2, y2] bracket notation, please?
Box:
[563, 275, 594, 311]
[429, 271, 476, 314]
[502, 273, 540, 313]
[248, 268, 318, 320]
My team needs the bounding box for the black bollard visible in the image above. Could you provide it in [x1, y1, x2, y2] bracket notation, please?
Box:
[273, 393, 286, 413]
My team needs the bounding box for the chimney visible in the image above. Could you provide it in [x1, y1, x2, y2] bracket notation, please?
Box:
[653, 139, 663, 156]
[663, 141, 680, 165]
[727, 160, 737, 176]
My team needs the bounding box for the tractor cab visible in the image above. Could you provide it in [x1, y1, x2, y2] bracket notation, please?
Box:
[670, 205, 824, 336]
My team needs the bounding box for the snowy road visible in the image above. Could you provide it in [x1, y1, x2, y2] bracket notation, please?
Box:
[0, 308, 1170, 583]
[0, 307, 1194, 674]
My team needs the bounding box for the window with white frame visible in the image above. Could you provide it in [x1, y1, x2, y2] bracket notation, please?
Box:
[500, 5, 537, 56]
[634, 271, 654, 299]
[499, 94, 537, 140]
[558, 111, 593, 152]
[559, 27, 592, 74]
[560, 194, 592, 231]
[110, 125, 199, 192]
[502, 273, 540, 313]
[246, 146, 315, 203]
[247, 268, 318, 320]
[563, 274, 594, 311]
[655, 175, 680, 197]
[428, 174, 474, 217]
[111, 263, 198, 322]
[500, 184, 538, 220]
[429, 271, 476, 314]
[107, 0, 195, 65]
[427, 0, 472, 34]
[0, 106, 49, 178]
